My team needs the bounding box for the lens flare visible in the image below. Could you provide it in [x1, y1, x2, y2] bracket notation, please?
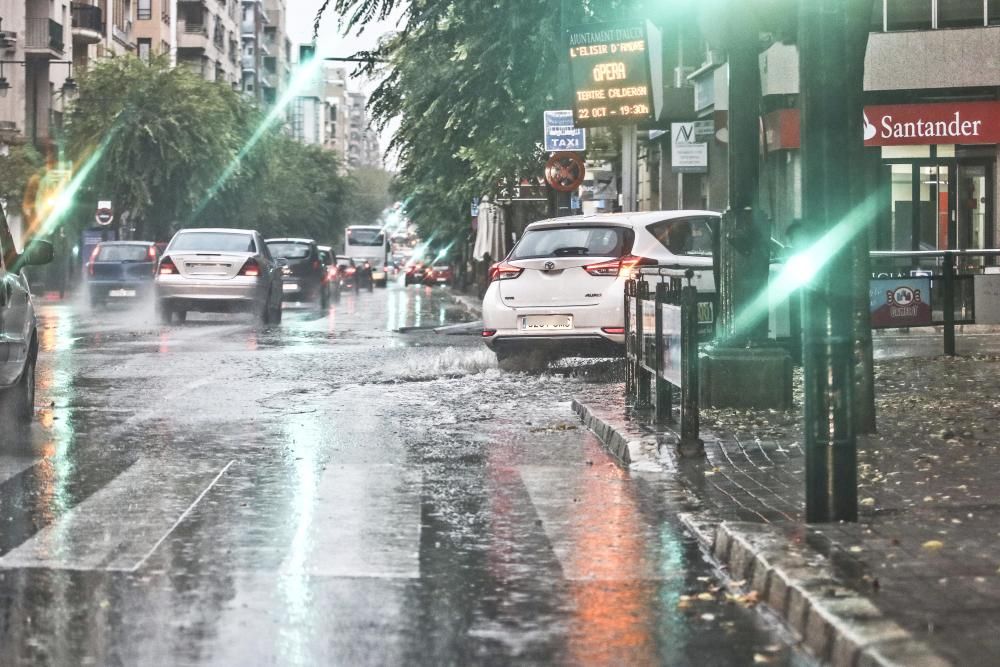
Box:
[727, 194, 881, 341]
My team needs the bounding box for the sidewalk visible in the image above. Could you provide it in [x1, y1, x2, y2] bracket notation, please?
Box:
[572, 340, 1000, 666]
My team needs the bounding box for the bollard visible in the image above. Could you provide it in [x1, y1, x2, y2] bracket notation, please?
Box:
[654, 282, 673, 424]
[679, 283, 704, 457]
[635, 280, 652, 409]
[624, 280, 635, 400]
[943, 251, 956, 356]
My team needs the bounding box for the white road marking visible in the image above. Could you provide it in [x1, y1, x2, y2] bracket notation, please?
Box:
[0, 458, 234, 572]
[519, 466, 664, 582]
[280, 464, 422, 579]
[0, 456, 41, 485]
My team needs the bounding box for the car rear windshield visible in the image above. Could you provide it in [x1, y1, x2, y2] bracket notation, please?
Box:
[170, 232, 256, 253]
[346, 228, 385, 246]
[267, 242, 312, 259]
[318, 250, 332, 264]
[646, 217, 715, 256]
[95, 245, 151, 262]
[510, 226, 631, 260]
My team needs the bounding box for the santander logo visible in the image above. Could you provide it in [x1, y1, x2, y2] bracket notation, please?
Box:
[863, 112, 877, 141]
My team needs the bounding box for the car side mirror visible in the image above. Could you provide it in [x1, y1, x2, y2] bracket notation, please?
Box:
[21, 240, 54, 267]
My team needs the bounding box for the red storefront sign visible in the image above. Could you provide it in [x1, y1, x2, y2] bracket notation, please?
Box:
[763, 101, 1000, 150]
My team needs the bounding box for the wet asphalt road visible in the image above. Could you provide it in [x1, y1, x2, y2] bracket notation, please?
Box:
[0, 282, 803, 666]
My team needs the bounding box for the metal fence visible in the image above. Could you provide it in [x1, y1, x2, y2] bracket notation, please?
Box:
[624, 268, 705, 456]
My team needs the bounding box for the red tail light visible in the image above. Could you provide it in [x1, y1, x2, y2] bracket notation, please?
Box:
[482, 329, 497, 337]
[346, 267, 356, 275]
[488, 261, 523, 283]
[584, 255, 657, 277]
[158, 256, 178, 275]
[147, 245, 157, 260]
[87, 246, 100, 276]
[238, 258, 260, 277]
[601, 327, 626, 334]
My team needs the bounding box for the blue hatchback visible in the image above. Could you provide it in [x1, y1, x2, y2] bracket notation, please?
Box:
[86, 241, 159, 307]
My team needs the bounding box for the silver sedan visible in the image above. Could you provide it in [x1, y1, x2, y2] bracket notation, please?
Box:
[155, 228, 283, 324]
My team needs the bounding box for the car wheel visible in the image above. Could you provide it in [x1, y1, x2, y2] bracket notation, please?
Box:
[0, 348, 36, 425]
[158, 302, 172, 324]
[270, 296, 283, 324]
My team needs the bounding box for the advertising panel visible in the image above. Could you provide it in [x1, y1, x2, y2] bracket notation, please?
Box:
[566, 22, 654, 127]
[660, 304, 682, 387]
[869, 278, 932, 328]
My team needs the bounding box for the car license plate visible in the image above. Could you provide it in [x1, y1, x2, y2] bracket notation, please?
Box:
[283, 282, 299, 292]
[522, 315, 572, 330]
[109, 289, 136, 298]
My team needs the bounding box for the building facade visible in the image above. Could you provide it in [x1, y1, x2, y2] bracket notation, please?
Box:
[646, 0, 999, 257]
[176, 0, 239, 84]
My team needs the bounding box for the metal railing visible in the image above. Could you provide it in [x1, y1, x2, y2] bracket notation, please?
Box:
[71, 4, 104, 33]
[26, 18, 64, 52]
[625, 268, 705, 457]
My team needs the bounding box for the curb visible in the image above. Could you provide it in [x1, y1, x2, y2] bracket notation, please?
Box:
[446, 291, 483, 319]
[573, 399, 951, 667]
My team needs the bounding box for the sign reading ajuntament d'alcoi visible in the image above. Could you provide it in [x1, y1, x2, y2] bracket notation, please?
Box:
[566, 21, 655, 128]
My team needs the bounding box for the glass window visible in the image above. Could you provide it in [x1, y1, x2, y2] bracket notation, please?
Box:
[138, 38, 151, 62]
[137, 0, 151, 20]
[990, 0, 1000, 24]
[938, 0, 986, 27]
[94, 244, 153, 262]
[510, 226, 631, 260]
[168, 232, 256, 253]
[266, 242, 312, 259]
[886, 0, 932, 30]
[646, 217, 715, 256]
[346, 228, 385, 246]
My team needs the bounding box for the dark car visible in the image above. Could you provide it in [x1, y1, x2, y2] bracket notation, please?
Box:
[353, 257, 375, 291]
[318, 245, 340, 301]
[423, 264, 454, 287]
[86, 241, 159, 308]
[335, 255, 359, 291]
[403, 261, 426, 286]
[266, 238, 328, 308]
[0, 211, 53, 429]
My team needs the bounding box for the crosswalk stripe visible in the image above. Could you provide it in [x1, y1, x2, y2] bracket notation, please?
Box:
[280, 464, 422, 579]
[0, 457, 233, 571]
[0, 456, 41, 485]
[519, 466, 665, 582]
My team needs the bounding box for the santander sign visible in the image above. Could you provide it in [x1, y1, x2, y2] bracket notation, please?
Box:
[862, 101, 999, 146]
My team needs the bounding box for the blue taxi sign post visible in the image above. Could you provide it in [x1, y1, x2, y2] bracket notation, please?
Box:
[543, 110, 586, 152]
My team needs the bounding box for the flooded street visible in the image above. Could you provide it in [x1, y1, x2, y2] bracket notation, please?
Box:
[0, 283, 801, 665]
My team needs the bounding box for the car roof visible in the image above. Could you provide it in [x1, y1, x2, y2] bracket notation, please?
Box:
[175, 228, 256, 235]
[317, 245, 332, 251]
[97, 241, 154, 246]
[265, 238, 316, 244]
[524, 210, 720, 231]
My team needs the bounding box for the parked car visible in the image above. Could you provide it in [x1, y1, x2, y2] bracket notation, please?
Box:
[423, 264, 454, 286]
[335, 255, 359, 291]
[85, 241, 159, 308]
[318, 245, 340, 301]
[266, 238, 328, 308]
[155, 228, 283, 325]
[0, 212, 53, 427]
[403, 261, 426, 286]
[481, 211, 717, 366]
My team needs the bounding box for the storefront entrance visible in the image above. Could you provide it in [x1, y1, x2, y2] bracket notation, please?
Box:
[883, 156, 994, 255]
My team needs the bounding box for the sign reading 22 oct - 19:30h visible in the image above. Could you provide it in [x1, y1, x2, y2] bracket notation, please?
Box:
[567, 21, 655, 128]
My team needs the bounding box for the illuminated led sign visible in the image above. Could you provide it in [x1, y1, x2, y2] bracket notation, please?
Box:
[567, 22, 656, 127]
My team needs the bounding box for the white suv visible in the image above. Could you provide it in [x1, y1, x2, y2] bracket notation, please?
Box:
[482, 211, 718, 365]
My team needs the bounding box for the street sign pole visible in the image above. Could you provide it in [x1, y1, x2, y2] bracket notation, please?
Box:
[799, 0, 861, 523]
[621, 124, 637, 212]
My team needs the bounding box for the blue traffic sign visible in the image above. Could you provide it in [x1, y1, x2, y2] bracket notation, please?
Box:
[544, 110, 586, 153]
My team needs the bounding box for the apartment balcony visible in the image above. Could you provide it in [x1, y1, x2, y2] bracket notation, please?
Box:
[177, 21, 210, 50]
[25, 18, 64, 56]
[71, 4, 103, 45]
[241, 54, 255, 72]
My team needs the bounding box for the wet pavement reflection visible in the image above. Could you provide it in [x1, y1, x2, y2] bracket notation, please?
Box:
[0, 282, 802, 665]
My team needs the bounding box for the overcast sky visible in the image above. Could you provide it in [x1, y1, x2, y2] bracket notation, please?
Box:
[286, 1, 405, 168]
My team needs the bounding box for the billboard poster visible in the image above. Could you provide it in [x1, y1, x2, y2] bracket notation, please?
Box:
[869, 278, 932, 328]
